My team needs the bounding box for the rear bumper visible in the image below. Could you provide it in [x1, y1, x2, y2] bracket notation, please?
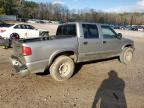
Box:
[10, 55, 30, 76]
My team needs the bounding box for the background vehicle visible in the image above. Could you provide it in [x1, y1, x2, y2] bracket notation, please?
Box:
[27, 19, 37, 23]
[137, 26, 144, 31]
[11, 22, 135, 81]
[0, 24, 49, 48]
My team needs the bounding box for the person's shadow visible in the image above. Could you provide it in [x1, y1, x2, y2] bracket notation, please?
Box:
[92, 70, 127, 108]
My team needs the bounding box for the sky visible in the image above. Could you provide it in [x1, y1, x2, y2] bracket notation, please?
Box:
[26, 0, 144, 12]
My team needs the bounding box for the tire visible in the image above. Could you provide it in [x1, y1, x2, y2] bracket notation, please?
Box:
[10, 33, 19, 47]
[119, 47, 134, 64]
[50, 55, 75, 81]
[10, 33, 19, 40]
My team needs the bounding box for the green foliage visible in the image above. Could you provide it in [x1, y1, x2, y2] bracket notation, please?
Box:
[23, 1, 38, 7]
[17, 1, 38, 18]
[0, 7, 5, 15]
[0, 0, 144, 24]
[0, 0, 19, 15]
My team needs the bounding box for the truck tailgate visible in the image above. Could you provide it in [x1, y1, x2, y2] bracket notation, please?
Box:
[13, 40, 22, 56]
[12, 40, 26, 64]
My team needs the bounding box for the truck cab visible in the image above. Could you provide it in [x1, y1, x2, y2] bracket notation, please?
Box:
[56, 22, 133, 62]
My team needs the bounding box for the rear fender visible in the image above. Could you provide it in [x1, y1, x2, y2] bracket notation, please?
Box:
[48, 50, 77, 67]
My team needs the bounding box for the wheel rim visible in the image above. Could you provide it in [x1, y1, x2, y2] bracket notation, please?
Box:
[58, 63, 69, 77]
[125, 51, 133, 62]
[11, 34, 19, 40]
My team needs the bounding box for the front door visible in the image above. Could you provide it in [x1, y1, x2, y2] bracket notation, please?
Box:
[100, 25, 122, 58]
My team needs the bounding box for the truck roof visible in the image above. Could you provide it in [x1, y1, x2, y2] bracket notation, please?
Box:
[61, 22, 100, 25]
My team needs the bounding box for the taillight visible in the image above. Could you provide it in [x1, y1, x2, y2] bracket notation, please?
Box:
[0, 29, 6, 32]
[22, 46, 32, 56]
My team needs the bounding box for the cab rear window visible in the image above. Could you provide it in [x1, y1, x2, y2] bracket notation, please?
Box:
[56, 24, 76, 37]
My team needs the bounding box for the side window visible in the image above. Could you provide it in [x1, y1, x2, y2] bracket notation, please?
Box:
[25, 25, 35, 29]
[56, 24, 76, 37]
[20, 25, 26, 29]
[14, 24, 26, 29]
[29, 25, 35, 29]
[82, 24, 99, 39]
[101, 25, 117, 39]
[14, 25, 21, 29]
[25, 25, 29, 29]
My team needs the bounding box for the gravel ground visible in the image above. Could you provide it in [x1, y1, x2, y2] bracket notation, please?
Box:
[0, 27, 144, 108]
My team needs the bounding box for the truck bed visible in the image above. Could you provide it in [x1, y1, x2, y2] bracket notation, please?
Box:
[18, 36, 50, 43]
[18, 35, 75, 43]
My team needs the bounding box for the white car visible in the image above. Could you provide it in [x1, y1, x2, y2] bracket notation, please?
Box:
[0, 24, 48, 39]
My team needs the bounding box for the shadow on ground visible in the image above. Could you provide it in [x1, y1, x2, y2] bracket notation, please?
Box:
[92, 70, 127, 108]
[36, 57, 118, 77]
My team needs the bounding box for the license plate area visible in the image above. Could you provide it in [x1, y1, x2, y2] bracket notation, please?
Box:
[11, 55, 27, 73]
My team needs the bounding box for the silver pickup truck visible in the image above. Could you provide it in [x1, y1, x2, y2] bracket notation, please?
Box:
[11, 22, 134, 81]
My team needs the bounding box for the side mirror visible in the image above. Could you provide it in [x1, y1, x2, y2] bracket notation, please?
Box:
[117, 33, 122, 39]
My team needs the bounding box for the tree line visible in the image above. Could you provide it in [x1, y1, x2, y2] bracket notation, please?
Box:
[0, 0, 144, 25]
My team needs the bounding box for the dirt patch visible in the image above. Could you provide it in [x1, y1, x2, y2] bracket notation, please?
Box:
[0, 30, 144, 108]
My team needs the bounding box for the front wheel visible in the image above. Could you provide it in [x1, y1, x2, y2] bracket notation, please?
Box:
[50, 55, 75, 81]
[119, 47, 134, 64]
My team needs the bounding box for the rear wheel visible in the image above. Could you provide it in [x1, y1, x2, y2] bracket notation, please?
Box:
[50, 55, 75, 81]
[10, 33, 19, 40]
[119, 47, 134, 64]
[10, 33, 20, 47]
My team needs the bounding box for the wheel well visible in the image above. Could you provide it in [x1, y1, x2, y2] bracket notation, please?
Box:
[123, 44, 133, 49]
[51, 51, 77, 65]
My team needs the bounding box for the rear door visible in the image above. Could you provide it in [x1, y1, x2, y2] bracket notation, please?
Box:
[78, 24, 103, 62]
[100, 25, 122, 57]
[12, 24, 26, 38]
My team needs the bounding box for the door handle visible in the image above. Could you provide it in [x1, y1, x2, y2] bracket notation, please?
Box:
[103, 41, 107, 44]
[83, 41, 88, 45]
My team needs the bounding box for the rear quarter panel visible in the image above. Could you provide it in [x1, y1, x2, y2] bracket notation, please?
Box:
[24, 37, 78, 72]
